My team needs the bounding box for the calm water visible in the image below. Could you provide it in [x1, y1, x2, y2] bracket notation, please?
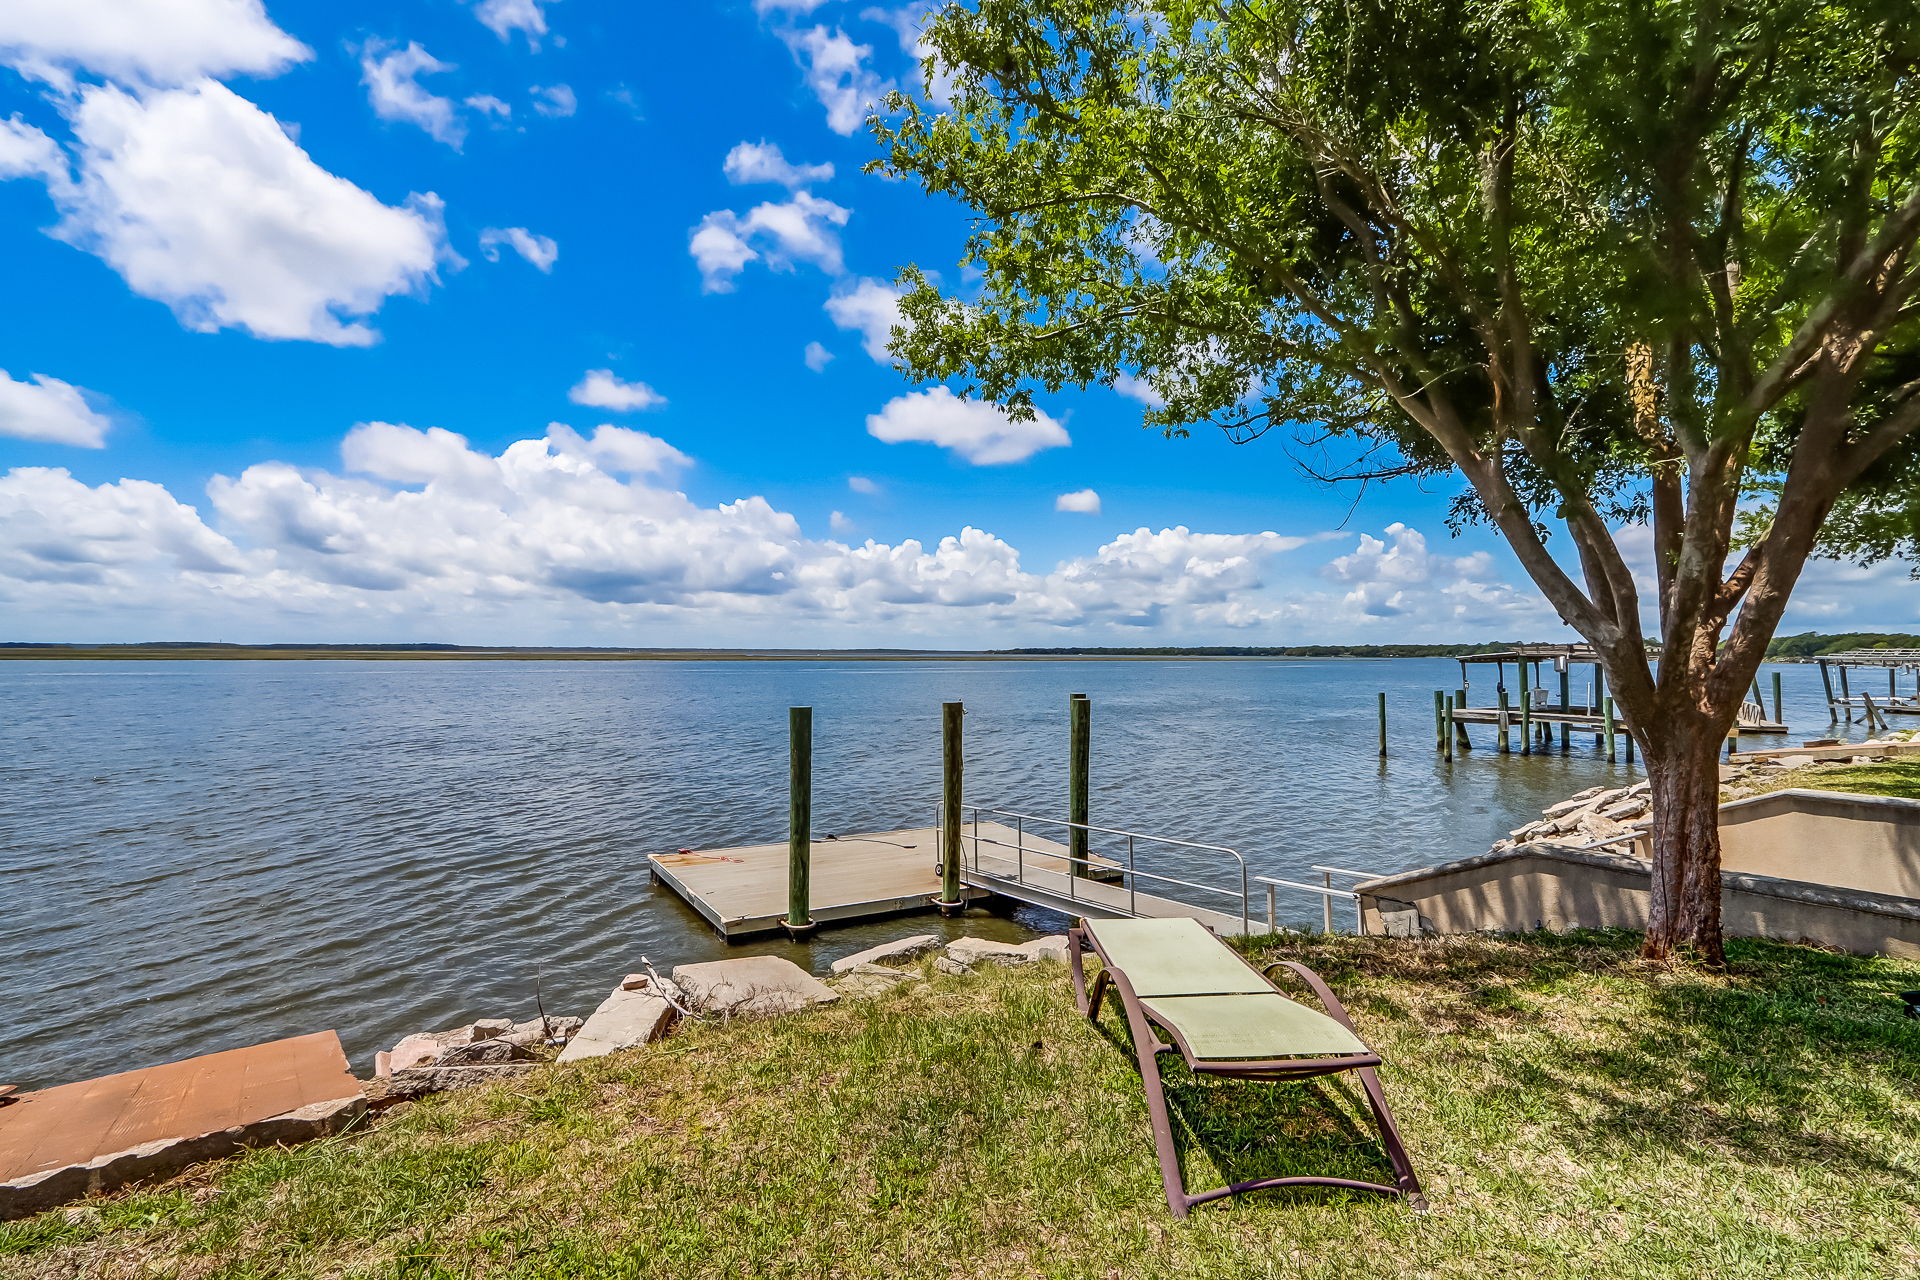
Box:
[1, 657, 1844, 1088]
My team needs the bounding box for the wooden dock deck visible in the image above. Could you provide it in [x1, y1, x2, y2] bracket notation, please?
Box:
[649, 823, 1134, 939]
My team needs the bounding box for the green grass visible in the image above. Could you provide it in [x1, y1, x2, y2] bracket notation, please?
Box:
[5, 932, 1918, 1279]
[1738, 757, 1920, 803]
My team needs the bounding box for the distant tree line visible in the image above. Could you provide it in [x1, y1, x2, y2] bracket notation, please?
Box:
[995, 644, 1525, 658]
[1765, 632, 1920, 659]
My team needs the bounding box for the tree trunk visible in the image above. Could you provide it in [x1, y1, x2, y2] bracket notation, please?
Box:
[1637, 722, 1728, 965]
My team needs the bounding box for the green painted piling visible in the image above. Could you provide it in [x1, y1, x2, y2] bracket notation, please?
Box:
[1752, 677, 1766, 707]
[1521, 689, 1533, 755]
[1069, 693, 1090, 878]
[1434, 689, 1446, 751]
[1772, 671, 1784, 724]
[1377, 691, 1388, 758]
[1497, 687, 1511, 754]
[938, 701, 964, 913]
[1559, 667, 1571, 712]
[786, 705, 814, 938]
[1603, 696, 1617, 763]
[1443, 694, 1455, 761]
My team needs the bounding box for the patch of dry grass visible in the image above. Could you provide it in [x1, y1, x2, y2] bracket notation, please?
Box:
[4, 931, 1917, 1279]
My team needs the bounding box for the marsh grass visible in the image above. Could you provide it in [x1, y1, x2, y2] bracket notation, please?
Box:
[4, 931, 1917, 1279]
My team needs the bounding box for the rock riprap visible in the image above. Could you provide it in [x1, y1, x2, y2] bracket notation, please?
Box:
[671, 956, 839, 1018]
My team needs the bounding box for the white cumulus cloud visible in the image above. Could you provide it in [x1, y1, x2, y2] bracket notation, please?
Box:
[866, 388, 1069, 465]
[569, 369, 665, 412]
[724, 140, 833, 189]
[480, 226, 558, 271]
[1055, 489, 1101, 515]
[689, 191, 849, 292]
[779, 26, 891, 136]
[472, 0, 556, 47]
[0, 0, 309, 89]
[825, 277, 904, 362]
[359, 41, 464, 148]
[804, 341, 834, 372]
[5, 81, 447, 346]
[0, 369, 112, 447]
[847, 476, 880, 495]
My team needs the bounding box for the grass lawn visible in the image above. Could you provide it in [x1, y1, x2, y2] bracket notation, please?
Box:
[5, 931, 1917, 1279]
[1737, 756, 1920, 803]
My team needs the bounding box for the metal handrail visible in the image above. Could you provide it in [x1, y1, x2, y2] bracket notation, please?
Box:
[959, 805, 1250, 934]
[1254, 863, 1385, 934]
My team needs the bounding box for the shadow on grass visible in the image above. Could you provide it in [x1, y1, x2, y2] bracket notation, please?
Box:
[1253, 929, 1920, 1183]
[1082, 1005, 1408, 1209]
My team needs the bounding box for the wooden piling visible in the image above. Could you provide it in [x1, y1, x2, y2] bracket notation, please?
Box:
[1517, 665, 1530, 755]
[1818, 660, 1836, 718]
[1069, 693, 1090, 878]
[1497, 687, 1511, 754]
[936, 700, 965, 915]
[784, 706, 815, 939]
[1603, 696, 1617, 763]
[1559, 667, 1571, 712]
[1434, 690, 1446, 751]
[1772, 671, 1784, 724]
[1377, 691, 1388, 758]
[1442, 694, 1455, 761]
[1839, 665, 1853, 720]
[1862, 693, 1883, 734]
[1752, 677, 1766, 708]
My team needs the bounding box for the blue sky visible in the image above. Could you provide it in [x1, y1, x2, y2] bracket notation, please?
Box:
[0, 1, 1903, 645]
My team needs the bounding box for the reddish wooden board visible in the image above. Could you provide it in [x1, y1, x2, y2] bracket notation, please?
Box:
[0, 1031, 358, 1182]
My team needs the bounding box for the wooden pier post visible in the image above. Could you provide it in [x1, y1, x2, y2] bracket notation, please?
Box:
[1497, 687, 1511, 754]
[1752, 677, 1766, 708]
[784, 706, 816, 940]
[1069, 693, 1091, 878]
[1517, 665, 1530, 755]
[1442, 694, 1455, 761]
[1839, 665, 1853, 720]
[1862, 693, 1883, 734]
[1773, 671, 1784, 725]
[1819, 659, 1836, 718]
[1377, 691, 1388, 758]
[1603, 696, 1617, 763]
[1434, 690, 1445, 751]
[935, 701, 965, 916]
[1559, 666, 1571, 712]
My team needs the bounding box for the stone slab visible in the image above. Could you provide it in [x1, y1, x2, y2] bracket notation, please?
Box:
[0, 1032, 364, 1220]
[829, 934, 940, 974]
[556, 986, 680, 1062]
[671, 956, 838, 1018]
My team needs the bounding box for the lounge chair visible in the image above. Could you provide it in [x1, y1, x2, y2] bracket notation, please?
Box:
[1068, 916, 1425, 1217]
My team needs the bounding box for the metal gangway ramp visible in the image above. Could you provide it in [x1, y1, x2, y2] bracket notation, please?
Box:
[957, 807, 1257, 935]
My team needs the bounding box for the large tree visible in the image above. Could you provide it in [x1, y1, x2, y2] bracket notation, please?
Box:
[873, 0, 1920, 962]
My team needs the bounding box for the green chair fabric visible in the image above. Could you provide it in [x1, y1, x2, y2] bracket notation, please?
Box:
[1140, 993, 1371, 1060]
[1081, 917, 1271, 996]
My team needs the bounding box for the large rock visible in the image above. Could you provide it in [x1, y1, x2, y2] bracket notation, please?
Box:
[829, 934, 941, 975]
[501, 1015, 584, 1049]
[385, 1027, 473, 1074]
[945, 937, 1036, 967]
[670, 956, 838, 1018]
[367, 1065, 536, 1108]
[832, 964, 910, 998]
[556, 985, 681, 1062]
[1019, 935, 1070, 963]
[437, 1038, 537, 1067]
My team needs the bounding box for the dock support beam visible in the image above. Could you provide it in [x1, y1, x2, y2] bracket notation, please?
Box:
[1603, 696, 1617, 763]
[1839, 665, 1853, 720]
[784, 706, 816, 940]
[1069, 693, 1091, 878]
[1377, 691, 1388, 758]
[1521, 689, 1533, 755]
[1433, 690, 1445, 751]
[1497, 688, 1511, 754]
[1773, 671, 1784, 725]
[1442, 694, 1455, 762]
[1819, 660, 1836, 719]
[934, 700, 965, 916]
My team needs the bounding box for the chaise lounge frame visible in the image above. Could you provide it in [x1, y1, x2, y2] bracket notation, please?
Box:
[1068, 918, 1425, 1218]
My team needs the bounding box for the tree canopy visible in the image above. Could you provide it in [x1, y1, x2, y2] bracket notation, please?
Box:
[874, 0, 1920, 960]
